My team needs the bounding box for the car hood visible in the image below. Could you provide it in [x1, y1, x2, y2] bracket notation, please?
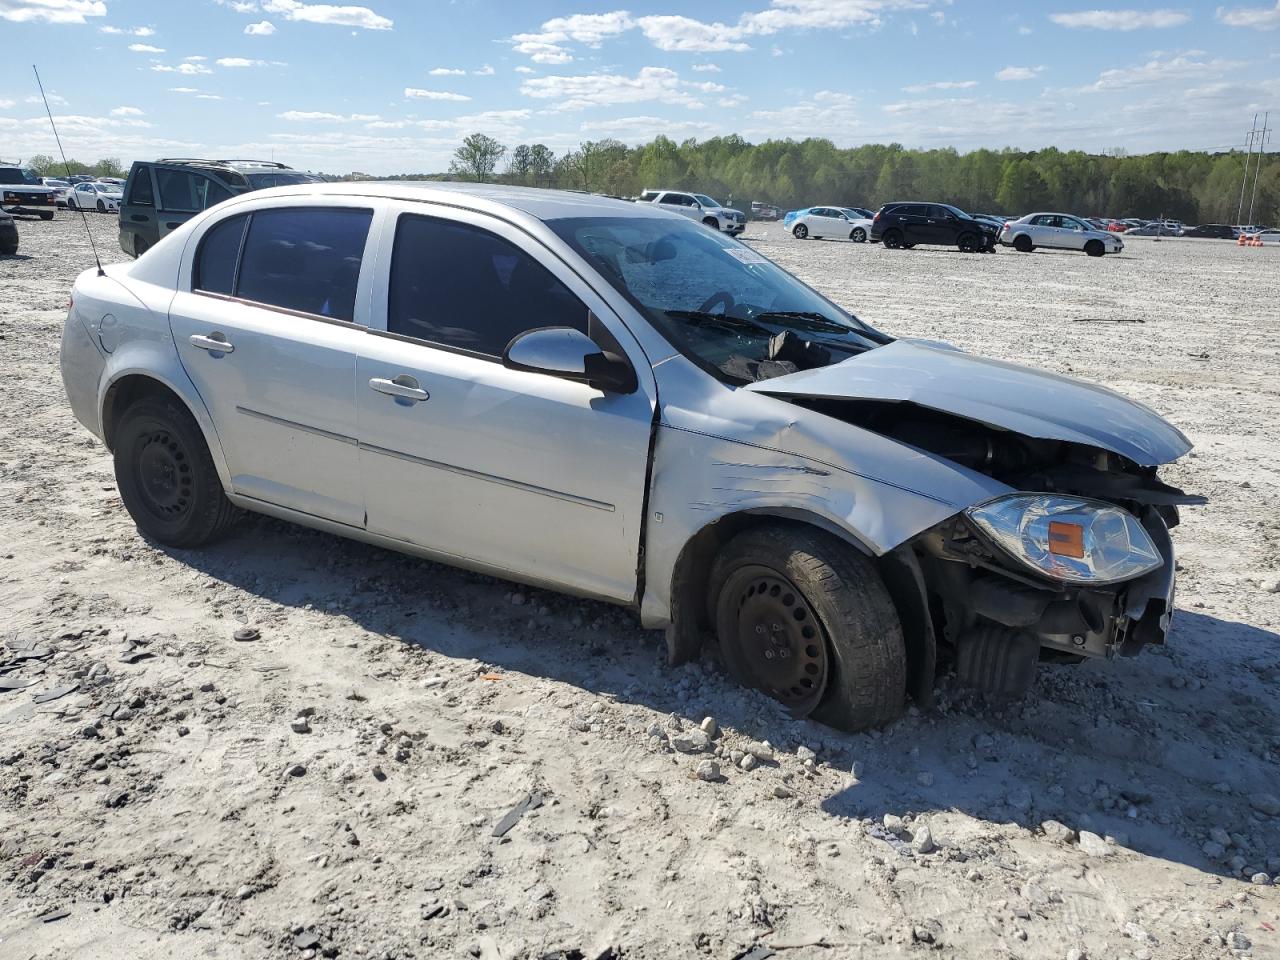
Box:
[742, 340, 1191, 467]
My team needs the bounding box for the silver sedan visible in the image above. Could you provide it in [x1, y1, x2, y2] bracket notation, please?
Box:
[60, 183, 1196, 730]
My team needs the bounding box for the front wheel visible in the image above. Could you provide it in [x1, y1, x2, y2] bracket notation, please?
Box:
[1084, 239, 1105, 257]
[792, 223, 808, 240]
[851, 227, 866, 242]
[711, 525, 906, 731]
[114, 396, 240, 547]
[881, 229, 903, 249]
[40, 211, 55, 221]
[702, 216, 719, 230]
[96, 200, 106, 213]
[66, 196, 77, 210]
[957, 232, 979, 253]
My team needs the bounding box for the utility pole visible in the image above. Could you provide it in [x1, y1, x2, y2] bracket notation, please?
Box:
[1246, 112, 1270, 229]
[1236, 114, 1257, 228]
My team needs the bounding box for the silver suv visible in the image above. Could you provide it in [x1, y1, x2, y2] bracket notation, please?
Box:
[60, 182, 1196, 730]
[638, 189, 746, 235]
[119, 158, 318, 258]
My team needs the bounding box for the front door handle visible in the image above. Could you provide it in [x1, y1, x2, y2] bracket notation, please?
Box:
[130, 214, 150, 222]
[369, 375, 429, 402]
[189, 333, 234, 354]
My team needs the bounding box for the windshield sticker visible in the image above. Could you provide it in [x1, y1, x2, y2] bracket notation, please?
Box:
[724, 247, 768, 264]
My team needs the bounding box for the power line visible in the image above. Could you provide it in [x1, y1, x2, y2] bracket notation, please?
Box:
[1236, 114, 1257, 228]
[1246, 112, 1270, 228]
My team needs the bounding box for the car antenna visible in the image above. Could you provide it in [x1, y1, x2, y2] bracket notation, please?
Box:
[32, 64, 103, 276]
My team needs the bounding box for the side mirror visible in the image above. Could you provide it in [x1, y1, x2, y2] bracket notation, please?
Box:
[503, 327, 638, 394]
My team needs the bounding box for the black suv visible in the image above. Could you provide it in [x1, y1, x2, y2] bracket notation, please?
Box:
[870, 201, 997, 252]
[119, 158, 320, 257]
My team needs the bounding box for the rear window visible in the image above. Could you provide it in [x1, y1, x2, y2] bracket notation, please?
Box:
[234, 207, 372, 322]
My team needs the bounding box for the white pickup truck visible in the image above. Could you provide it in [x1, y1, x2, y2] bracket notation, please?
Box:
[0, 165, 57, 220]
[637, 189, 746, 235]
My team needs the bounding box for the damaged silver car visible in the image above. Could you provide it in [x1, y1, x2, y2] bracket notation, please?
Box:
[59, 183, 1201, 730]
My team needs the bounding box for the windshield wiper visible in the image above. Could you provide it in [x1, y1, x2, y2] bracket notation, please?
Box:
[664, 310, 773, 336]
[752, 311, 852, 334]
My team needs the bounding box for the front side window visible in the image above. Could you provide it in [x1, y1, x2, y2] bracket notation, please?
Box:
[550, 215, 884, 384]
[387, 215, 588, 356]
[693, 194, 718, 208]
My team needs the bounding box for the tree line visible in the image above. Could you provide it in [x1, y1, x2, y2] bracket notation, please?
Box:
[437, 133, 1279, 224]
[19, 155, 127, 179]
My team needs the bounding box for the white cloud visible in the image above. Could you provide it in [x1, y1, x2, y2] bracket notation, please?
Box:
[1085, 54, 1242, 90]
[102, 23, 155, 35]
[403, 88, 471, 102]
[185, 55, 207, 61]
[520, 66, 707, 110]
[279, 110, 380, 121]
[197, 94, 225, 100]
[634, 15, 751, 52]
[0, 0, 105, 24]
[474, 64, 495, 76]
[128, 42, 164, 52]
[746, 89, 859, 138]
[1049, 9, 1191, 30]
[578, 115, 717, 141]
[215, 0, 258, 12]
[245, 19, 276, 34]
[514, 66, 535, 74]
[428, 67, 466, 76]
[692, 63, 722, 72]
[1018, 25, 1033, 34]
[168, 86, 200, 93]
[996, 64, 1044, 81]
[261, 0, 392, 30]
[152, 62, 215, 75]
[1216, 1, 1280, 29]
[110, 105, 144, 116]
[883, 96, 978, 115]
[217, 57, 266, 66]
[0, 98, 14, 108]
[902, 79, 978, 92]
[26, 92, 68, 105]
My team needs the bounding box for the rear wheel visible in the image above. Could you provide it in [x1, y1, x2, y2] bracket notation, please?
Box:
[113, 396, 240, 547]
[851, 227, 866, 242]
[882, 229, 903, 249]
[792, 223, 808, 240]
[66, 196, 77, 211]
[96, 200, 106, 213]
[711, 525, 906, 731]
[132, 236, 151, 258]
[40, 211, 55, 221]
[1084, 239, 1105, 258]
[1013, 234, 1034, 253]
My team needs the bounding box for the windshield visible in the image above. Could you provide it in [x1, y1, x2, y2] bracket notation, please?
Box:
[245, 171, 318, 189]
[549, 215, 887, 384]
[693, 194, 719, 208]
[0, 167, 43, 185]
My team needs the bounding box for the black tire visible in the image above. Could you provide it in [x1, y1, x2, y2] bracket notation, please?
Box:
[710, 524, 906, 731]
[0, 238, 16, 256]
[1013, 234, 1034, 253]
[67, 196, 77, 211]
[40, 211, 55, 221]
[792, 223, 808, 239]
[702, 216, 719, 230]
[133, 236, 151, 258]
[96, 200, 106, 213]
[903, 243, 916, 249]
[882, 229, 903, 249]
[113, 396, 240, 548]
[957, 232, 979, 253]
[851, 227, 866, 242]
[1084, 239, 1105, 257]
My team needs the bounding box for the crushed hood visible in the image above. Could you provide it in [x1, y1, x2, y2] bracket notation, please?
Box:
[743, 341, 1191, 467]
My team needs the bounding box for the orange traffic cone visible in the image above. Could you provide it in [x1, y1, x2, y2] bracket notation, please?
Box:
[1238, 232, 1247, 246]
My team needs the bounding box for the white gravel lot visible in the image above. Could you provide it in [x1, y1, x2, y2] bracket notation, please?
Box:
[1, 212, 1278, 960]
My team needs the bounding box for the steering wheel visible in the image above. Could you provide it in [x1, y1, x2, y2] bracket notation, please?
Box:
[697, 290, 735, 314]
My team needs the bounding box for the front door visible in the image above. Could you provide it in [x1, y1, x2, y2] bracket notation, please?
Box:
[168, 204, 376, 527]
[356, 210, 657, 602]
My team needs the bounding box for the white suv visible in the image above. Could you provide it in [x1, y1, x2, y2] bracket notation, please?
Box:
[638, 189, 746, 235]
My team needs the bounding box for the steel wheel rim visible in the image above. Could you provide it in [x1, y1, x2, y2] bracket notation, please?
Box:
[726, 565, 827, 712]
[134, 428, 194, 521]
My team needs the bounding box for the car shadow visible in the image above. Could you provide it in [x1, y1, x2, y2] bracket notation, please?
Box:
[0, 253, 33, 262]
[160, 513, 1278, 881]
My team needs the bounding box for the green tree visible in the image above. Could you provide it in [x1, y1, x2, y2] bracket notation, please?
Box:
[996, 159, 1049, 212]
[449, 133, 506, 182]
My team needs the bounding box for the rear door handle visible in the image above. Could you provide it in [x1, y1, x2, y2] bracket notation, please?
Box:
[189, 333, 234, 354]
[369, 376, 429, 402]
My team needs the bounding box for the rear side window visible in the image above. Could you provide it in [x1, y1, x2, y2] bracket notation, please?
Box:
[235, 208, 373, 322]
[387, 215, 588, 357]
[127, 169, 154, 207]
[194, 214, 248, 295]
[156, 169, 234, 212]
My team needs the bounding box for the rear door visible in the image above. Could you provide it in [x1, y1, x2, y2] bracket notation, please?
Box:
[355, 208, 658, 602]
[153, 165, 236, 240]
[658, 192, 698, 221]
[896, 204, 929, 244]
[167, 202, 378, 526]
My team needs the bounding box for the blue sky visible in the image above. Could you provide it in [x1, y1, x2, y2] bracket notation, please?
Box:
[2, 0, 1278, 174]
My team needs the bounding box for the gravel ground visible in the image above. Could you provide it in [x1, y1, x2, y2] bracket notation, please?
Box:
[1, 212, 1278, 960]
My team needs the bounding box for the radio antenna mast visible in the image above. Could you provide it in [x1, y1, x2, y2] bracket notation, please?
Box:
[32, 64, 103, 276]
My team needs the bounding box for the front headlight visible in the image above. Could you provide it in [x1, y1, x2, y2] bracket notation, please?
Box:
[965, 494, 1162, 585]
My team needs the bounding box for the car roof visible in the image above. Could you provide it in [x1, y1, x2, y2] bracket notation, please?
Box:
[237, 180, 666, 222]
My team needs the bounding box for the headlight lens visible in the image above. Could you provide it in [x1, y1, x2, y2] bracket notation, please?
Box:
[965, 495, 1162, 584]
